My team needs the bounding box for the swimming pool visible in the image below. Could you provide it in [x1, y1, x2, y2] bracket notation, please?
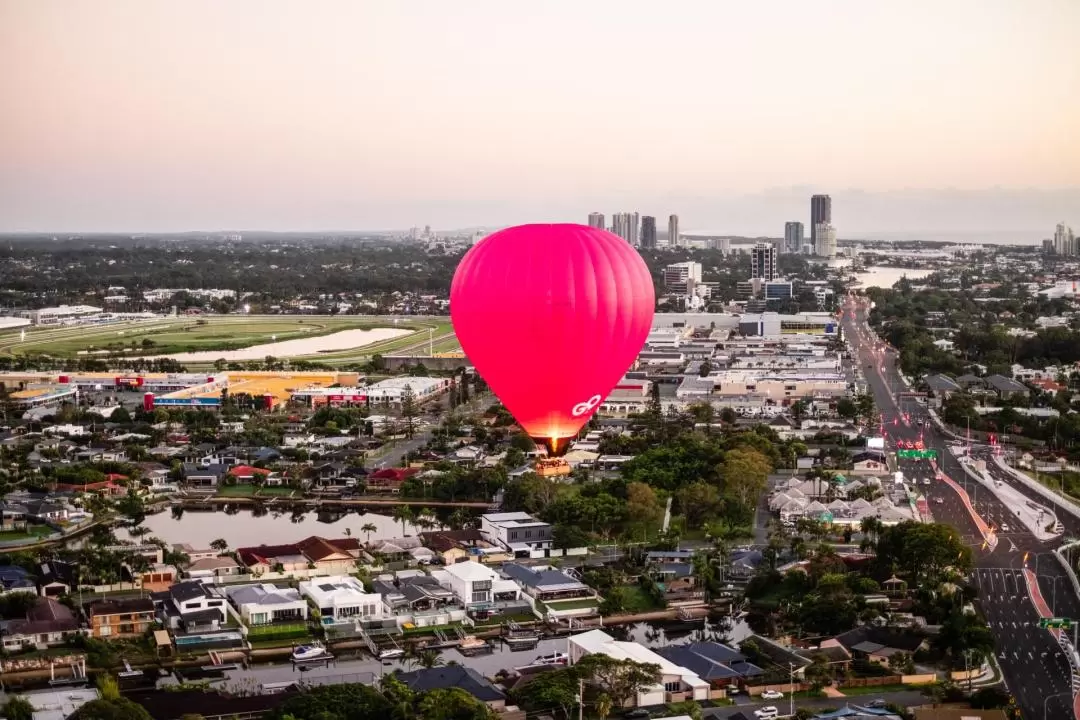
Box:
[175, 632, 245, 646]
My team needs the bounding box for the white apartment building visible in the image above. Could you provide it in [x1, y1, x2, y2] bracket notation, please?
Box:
[364, 377, 448, 405]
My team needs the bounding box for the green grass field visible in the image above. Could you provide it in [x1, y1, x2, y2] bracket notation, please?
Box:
[217, 484, 296, 498]
[0, 315, 456, 366]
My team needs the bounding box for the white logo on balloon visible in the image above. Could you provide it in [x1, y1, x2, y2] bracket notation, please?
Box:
[572, 394, 603, 417]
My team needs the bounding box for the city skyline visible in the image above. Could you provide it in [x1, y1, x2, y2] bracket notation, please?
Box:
[2, 0, 1078, 233]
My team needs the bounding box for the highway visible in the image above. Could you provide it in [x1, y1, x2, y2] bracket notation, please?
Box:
[842, 296, 1080, 720]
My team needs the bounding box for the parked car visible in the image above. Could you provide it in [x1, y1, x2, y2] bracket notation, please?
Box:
[760, 690, 784, 700]
[754, 708, 779, 720]
[867, 699, 887, 708]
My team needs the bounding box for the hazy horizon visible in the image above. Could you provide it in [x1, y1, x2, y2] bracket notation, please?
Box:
[2, 0, 1078, 233]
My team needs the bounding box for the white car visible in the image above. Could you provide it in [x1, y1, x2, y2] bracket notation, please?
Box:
[1001, 524, 1010, 532]
[754, 708, 779, 720]
[761, 690, 784, 700]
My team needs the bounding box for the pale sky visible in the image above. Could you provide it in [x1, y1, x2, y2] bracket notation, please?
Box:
[1, 0, 1078, 234]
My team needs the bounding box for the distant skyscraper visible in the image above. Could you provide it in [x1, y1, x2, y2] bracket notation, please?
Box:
[1054, 222, 1075, 256]
[815, 222, 837, 257]
[588, 212, 605, 230]
[784, 222, 804, 254]
[640, 216, 657, 249]
[751, 242, 777, 281]
[612, 212, 640, 245]
[810, 194, 832, 247]
[668, 215, 680, 248]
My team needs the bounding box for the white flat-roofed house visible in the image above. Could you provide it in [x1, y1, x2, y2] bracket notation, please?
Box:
[480, 511, 567, 559]
[569, 629, 710, 707]
[431, 561, 521, 613]
[299, 575, 386, 622]
[224, 583, 307, 626]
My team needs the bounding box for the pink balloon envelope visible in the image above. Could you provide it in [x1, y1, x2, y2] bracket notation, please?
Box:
[450, 223, 655, 454]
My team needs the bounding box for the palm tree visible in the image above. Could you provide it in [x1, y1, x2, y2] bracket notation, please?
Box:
[344, 527, 352, 538]
[391, 505, 415, 536]
[411, 649, 445, 669]
[361, 522, 378, 543]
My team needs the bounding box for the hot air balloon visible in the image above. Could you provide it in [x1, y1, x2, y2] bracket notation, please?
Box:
[450, 224, 655, 456]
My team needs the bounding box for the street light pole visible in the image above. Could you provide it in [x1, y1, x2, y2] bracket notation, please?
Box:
[789, 662, 795, 719]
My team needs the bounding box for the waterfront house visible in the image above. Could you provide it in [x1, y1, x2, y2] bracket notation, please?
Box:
[499, 563, 593, 604]
[237, 544, 310, 575]
[87, 598, 156, 638]
[224, 583, 307, 626]
[38, 560, 77, 597]
[157, 581, 229, 632]
[182, 463, 228, 488]
[226, 464, 275, 485]
[298, 575, 386, 622]
[173, 543, 219, 562]
[1, 597, 79, 651]
[372, 574, 456, 616]
[366, 467, 419, 494]
[236, 536, 362, 576]
[185, 556, 243, 580]
[395, 666, 508, 711]
[432, 561, 521, 614]
[568, 629, 711, 707]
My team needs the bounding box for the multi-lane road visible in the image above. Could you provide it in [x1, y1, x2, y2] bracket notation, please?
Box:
[842, 296, 1079, 720]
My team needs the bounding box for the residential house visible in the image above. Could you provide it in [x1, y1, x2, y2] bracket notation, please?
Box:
[0, 501, 28, 531]
[432, 561, 521, 613]
[236, 536, 362, 576]
[420, 529, 511, 565]
[653, 642, 766, 693]
[299, 575, 386, 622]
[851, 451, 888, 476]
[569, 629, 711, 707]
[38, 560, 77, 597]
[0, 565, 37, 595]
[955, 374, 985, 391]
[395, 666, 508, 711]
[74, 446, 127, 463]
[156, 581, 229, 632]
[650, 563, 705, 604]
[366, 467, 419, 494]
[984, 374, 1030, 400]
[1, 597, 79, 651]
[799, 639, 854, 672]
[500, 563, 592, 604]
[173, 544, 219, 562]
[227, 465, 279, 485]
[87, 597, 156, 638]
[372, 574, 457, 617]
[831, 627, 927, 665]
[182, 463, 229, 488]
[186, 556, 243, 580]
[480, 511, 564, 559]
[224, 583, 307, 626]
[448, 445, 485, 465]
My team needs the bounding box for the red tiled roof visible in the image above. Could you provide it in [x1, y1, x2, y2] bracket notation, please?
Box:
[369, 467, 419, 481]
[237, 536, 358, 566]
[228, 465, 271, 476]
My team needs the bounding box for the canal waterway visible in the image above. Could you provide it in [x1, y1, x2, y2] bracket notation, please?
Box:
[120, 508, 438, 547]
